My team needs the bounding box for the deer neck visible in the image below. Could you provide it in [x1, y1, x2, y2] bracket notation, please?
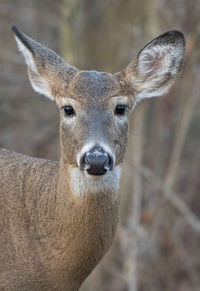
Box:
[42, 157, 120, 287]
[38, 133, 121, 239]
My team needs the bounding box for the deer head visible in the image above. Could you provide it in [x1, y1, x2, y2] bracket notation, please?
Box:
[11, 25, 185, 196]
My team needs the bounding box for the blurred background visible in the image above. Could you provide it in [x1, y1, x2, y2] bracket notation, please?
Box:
[0, 0, 200, 290]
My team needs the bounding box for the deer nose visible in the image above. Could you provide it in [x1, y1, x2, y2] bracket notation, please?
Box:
[81, 145, 113, 176]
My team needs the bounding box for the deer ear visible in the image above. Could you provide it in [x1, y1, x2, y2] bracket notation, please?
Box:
[120, 31, 185, 103]
[11, 25, 78, 100]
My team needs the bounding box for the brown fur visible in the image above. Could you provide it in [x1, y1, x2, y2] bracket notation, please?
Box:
[0, 148, 119, 290]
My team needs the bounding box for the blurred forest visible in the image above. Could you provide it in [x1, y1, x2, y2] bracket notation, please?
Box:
[0, 0, 200, 290]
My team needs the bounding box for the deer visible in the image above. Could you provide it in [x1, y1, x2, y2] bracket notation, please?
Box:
[0, 25, 185, 290]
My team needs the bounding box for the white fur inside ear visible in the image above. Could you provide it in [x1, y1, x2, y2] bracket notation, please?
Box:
[15, 36, 54, 100]
[138, 44, 183, 76]
[135, 83, 171, 102]
[15, 36, 36, 71]
[28, 69, 54, 100]
[131, 43, 184, 102]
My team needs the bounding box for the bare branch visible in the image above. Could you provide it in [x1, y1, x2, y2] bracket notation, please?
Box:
[140, 166, 200, 234]
[164, 75, 200, 189]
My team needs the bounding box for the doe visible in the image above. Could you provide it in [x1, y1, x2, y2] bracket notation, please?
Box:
[0, 26, 185, 290]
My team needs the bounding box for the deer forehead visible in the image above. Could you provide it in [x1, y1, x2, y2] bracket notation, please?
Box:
[58, 71, 131, 112]
[67, 71, 125, 100]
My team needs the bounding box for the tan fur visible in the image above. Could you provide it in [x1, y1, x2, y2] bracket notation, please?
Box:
[0, 26, 185, 290]
[0, 148, 119, 290]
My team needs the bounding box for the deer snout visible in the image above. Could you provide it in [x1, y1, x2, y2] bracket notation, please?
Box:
[80, 145, 114, 176]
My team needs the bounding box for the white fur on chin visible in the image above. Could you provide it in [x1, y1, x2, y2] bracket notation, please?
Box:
[69, 165, 122, 197]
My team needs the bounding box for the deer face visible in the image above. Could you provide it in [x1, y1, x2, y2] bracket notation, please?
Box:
[11, 25, 185, 194]
[58, 70, 134, 176]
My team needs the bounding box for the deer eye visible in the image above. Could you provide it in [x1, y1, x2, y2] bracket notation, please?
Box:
[62, 105, 75, 117]
[115, 104, 128, 116]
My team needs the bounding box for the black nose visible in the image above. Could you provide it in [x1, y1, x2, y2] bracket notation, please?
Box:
[81, 145, 113, 176]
